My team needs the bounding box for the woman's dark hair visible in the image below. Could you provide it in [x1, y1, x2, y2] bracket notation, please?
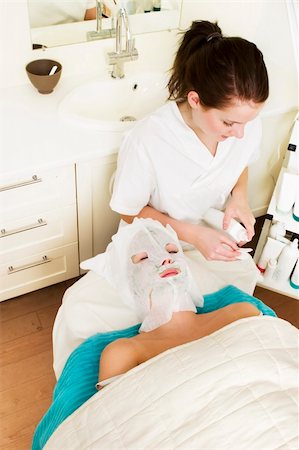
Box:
[168, 21, 269, 108]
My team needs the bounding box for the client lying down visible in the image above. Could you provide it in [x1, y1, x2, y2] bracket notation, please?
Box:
[32, 218, 282, 450]
[97, 218, 260, 389]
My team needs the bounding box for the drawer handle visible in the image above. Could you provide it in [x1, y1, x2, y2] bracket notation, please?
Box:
[0, 175, 42, 192]
[7, 255, 52, 274]
[1, 218, 47, 238]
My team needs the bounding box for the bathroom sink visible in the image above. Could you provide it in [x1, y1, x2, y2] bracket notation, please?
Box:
[59, 72, 169, 132]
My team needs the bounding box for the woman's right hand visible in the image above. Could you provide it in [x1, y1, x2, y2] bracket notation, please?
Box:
[121, 207, 240, 262]
[188, 223, 241, 261]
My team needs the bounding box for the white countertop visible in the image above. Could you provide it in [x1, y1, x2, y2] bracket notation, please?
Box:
[0, 74, 124, 178]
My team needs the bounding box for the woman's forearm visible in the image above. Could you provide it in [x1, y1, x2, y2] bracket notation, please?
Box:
[231, 167, 248, 202]
[121, 206, 196, 243]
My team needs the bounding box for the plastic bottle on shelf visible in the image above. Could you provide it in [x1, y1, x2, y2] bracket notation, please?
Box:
[276, 171, 297, 214]
[128, 0, 137, 14]
[268, 221, 287, 240]
[256, 237, 285, 272]
[135, 0, 144, 13]
[273, 238, 299, 283]
[263, 258, 278, 282]
[143, 0, 152, 12]
[202, 207, 248, 243]
[153, 0, 161, 10]
[290, 259, 299, 290]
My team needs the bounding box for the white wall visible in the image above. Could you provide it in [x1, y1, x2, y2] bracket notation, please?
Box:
[180, 0, 297, 116]
[180, 0, 298, 215]
[0, 0, 298, 215]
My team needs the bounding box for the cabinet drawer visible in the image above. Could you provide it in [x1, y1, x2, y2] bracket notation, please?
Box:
[0, 243, 79, 302]
[0, 204, 78, 262]
[0, 165, 76, 221]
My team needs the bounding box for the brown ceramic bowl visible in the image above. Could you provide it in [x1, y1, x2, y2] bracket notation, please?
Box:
[26, 59, 62, 94]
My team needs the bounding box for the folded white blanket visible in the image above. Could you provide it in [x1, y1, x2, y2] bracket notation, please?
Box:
[46, 316, 298, 450]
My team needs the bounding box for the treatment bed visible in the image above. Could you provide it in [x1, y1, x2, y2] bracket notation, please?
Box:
[33, 249, 298, 449]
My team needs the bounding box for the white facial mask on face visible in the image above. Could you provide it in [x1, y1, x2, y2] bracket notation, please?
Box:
[86, 218, 203, 332]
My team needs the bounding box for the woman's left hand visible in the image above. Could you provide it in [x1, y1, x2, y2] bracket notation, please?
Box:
[223, 197, 256, 245]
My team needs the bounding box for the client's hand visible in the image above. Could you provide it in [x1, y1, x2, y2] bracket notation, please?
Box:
[189, 224, 241, 261]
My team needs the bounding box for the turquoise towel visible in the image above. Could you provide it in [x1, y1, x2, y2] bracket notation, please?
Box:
[32, 285, 276, 449]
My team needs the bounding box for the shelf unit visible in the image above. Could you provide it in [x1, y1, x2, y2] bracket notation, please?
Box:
[267, 168, 299, 234]
[254, 120, 299, 300]
[254, 219, 298, 299]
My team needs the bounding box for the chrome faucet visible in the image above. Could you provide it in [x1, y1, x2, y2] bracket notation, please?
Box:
[87, 0, 115, 41]
[96, 0, 104, 33]
[108, 7, 138, 78]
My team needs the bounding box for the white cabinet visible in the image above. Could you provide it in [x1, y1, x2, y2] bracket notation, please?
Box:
[0, 153, 123, 301]
[76, 153, 120, 264]
[0, 165, 79, 301]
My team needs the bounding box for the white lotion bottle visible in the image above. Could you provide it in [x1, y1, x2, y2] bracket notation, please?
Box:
[125, 0, 136, 14]
[256, 237, 286, 272]
[263, 258, 278, 282]
[268, 221, 289, 244]
[153, 0, 161, 10]
[269, 221, 286, 239]
[276, 172, 297, 214]
[143, 0, 152, 12]
[273, 238, 299, 282]
[203, 208, 248, 243]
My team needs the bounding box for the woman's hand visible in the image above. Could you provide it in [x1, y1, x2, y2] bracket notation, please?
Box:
[223, 197, 256, 245]
[223, 167, 255, 245]
[122, 207, 241, 261]
[188, 224, 241, 261]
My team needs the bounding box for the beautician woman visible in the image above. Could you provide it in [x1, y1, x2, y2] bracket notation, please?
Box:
[110, 20, 269, 264]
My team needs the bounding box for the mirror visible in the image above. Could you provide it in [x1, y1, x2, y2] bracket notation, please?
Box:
[28, 0, 182, 49]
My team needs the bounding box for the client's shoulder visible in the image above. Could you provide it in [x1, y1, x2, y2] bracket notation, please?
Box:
[99, 338, 139, 382]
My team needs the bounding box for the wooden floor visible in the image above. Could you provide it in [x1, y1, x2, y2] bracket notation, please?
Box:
[1, 256, 298, 449]
[0, 278, 78, 450]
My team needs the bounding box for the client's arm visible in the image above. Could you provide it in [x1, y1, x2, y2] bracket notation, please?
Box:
[98, 338, 139, 388]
